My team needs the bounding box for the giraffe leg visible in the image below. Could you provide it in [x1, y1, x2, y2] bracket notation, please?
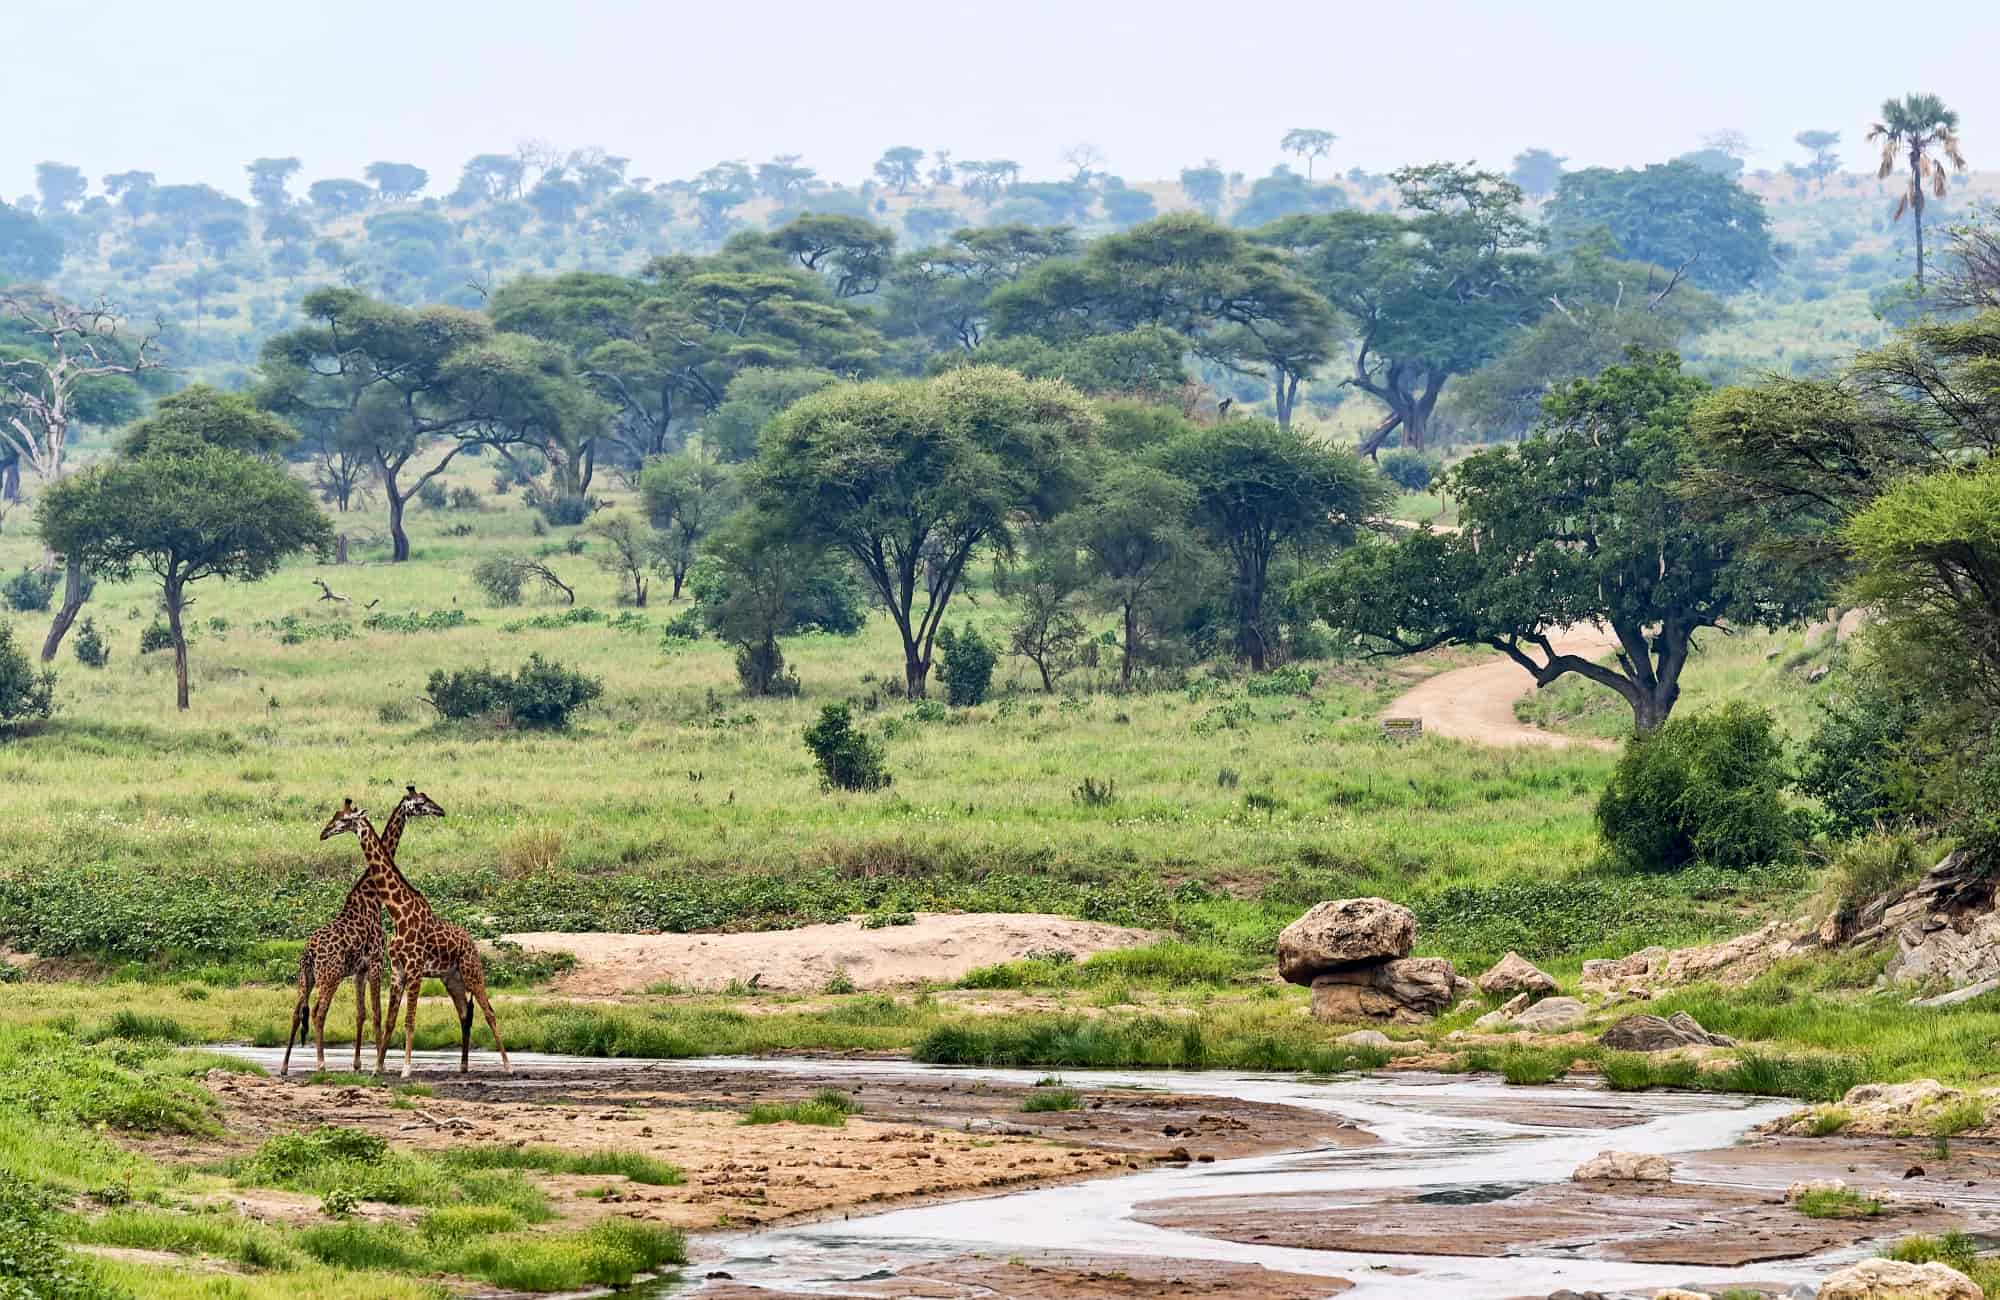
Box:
[352, 967, 368, 1072]
[309, 963, 343, 1074]
[466, 967, 511, 1075]
[441, 973, 471, 1074]
[367, 961, 384, 1074]
[375, 974, 402, 1076]
[401, 972, 421, 1079]
[281, 957, 314, 1078]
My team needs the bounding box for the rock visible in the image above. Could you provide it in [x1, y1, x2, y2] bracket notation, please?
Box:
[1841, 1079, 1963, 1118]
[1807, 664, 1830, 684]
[1580, 946, 1668, 990]
[1661, 920, 1812, 985]
[1911, 976, 2000, 1008]
[1310, 957, 1461, 1024]
[1653, 1291, 1714, 1300]
[1277, 898, 1415, 985]
[1815, 1258, 1982, 1300]
[1474, 992, 1532, 1030]
[1598, 1012, 1736, 1052]
[1571, 1150, 1671, 1182]
[1510, 996, 1587, 1033]
[1478, 951, 1557, 997]
[1785, 1177, 1847, 1203]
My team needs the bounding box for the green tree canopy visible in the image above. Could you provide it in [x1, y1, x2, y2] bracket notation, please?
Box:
[1547, 160, 1777, 293]
[753, 366, 1098, 697]
[117, 385, 298, 458]
[1164, 416, 1386, 669]
[1259, 164, 1551, 450]
[1300, 351, 1819, 730]
[38, 438, 331, 709]
[640, 451, 740, 599]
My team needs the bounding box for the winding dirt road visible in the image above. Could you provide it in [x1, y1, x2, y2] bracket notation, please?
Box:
[1383, 626, 1621, 750]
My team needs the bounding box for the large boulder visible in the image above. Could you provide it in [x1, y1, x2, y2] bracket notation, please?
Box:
[1478, 951, 1557, 997]
[1571, 1150, 1671, 1182]
[1311, 957, 1460, 1024]
[1580, 946, 1668, 991]
[1815, 1258, 1981, 1300]
[1598, 1012, 1735, 1052]
[1510, 996, 1587, 1033]
[1277, 898, 1415, 985]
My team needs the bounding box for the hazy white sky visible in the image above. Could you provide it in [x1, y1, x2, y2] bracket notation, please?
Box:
[5, 0, 1993, 200]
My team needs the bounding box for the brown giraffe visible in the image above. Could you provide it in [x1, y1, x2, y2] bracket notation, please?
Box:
[319, 798, 512, 1078]
[283, 786, 445, 1076]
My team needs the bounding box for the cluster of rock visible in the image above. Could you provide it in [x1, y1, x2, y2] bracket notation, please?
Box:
[1826, 848, 2000, 999]
[1546, 1257, 1982, 1299]
[1277, 898, 1471, 1024]
[1778, 1078, 1996, 1139]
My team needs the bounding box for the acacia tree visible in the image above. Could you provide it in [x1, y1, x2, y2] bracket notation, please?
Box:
[1260, 165, 1550, 451]
[640, 452, 739, 599]
[873, 147, 924, 194]
[589, 513, 662, 606]
[1794, 130, 1841, 193]
[1870, 93, 1968, 287]
[755, 367, 1098, 698]
[1280, 129, 1336, 180]
[1166, 417, 1385, 669]
[1301, 351, 1819, 731]
[1069, 463, 1199, 686]
[0, 292, 163, 485]
[38, 420, 330, 709]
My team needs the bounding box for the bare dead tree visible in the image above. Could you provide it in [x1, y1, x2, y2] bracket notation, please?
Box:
[0, 291, 165, 485]
[1933, 206, 2000, 314]
[313, 578, 352, 604]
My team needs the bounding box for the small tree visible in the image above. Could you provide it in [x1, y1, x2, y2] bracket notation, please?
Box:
[1166, 417, 1386, 670]
[0, 624, 55, 732]
[934, 623, 996, 706]
[1071, 464, 1198, 688]
[72, 617, 108, 668]
[640, 453, 738, 600]
[1001, 542, 1088, 692]
[694, 510, 849, 696]
[589, 513, 662, 607]
[803, 703, 891, 791]
[38, 439, 331, 710]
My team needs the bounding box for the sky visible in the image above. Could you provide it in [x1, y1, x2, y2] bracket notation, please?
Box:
[4, 0, 1994, 202]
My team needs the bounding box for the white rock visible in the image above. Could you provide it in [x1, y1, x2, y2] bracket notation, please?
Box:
[1572, 1150, 1671, 1183]
[1510, 996, 1587, 1033]
[1815, 1258, 1982, 1300]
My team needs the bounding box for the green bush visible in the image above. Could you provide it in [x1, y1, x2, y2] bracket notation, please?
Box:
[447, 485, 482, 511]
[424, 656, 602, 730]
[803, 703, 892, 792]
[416, 480, 448, 510]
[137, 620, 172, 654]
[471, 554, 526, 606]
[1, 567, 56, 613]
[72, 618, 109, 669]
[1799, 671, 1940, 837]
[1379, 448, 1442, 493]
[1595, 702, 1808, 872]
[0, 625, 56, 731]
[936, 623, 996, 707]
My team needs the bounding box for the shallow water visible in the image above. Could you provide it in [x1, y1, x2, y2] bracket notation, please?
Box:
[217, 1048, 1833, 1298]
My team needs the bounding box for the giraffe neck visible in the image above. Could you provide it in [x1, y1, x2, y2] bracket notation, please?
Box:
[355, 814, 431, 925]
[343, 803, 413, 908]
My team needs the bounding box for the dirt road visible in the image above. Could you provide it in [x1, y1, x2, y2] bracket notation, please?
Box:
[1383, 627, 1620, 750]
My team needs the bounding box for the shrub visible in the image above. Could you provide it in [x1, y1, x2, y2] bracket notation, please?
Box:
[416, 480, 448, 510]
[0, 1170, 120, 1300]
[138, 619, 173, 654]
[1072, 777, 1116, 807]
[1, 566, 56, 613]
[72, 617, 109, 668]
[425, 656, 602, 730]
[1799, 672, 1937, 837]
[471, 555, 526, 606]
[532, 491, 594, 526]
[1595, 702, 1808, 872]
[935, 623, 996, 707]
[1020, 1088, 1081, 1112]
[0, 625, 56, 731]
[448, 485, 482, 511]
[735, 640, 800, 697]
[803, 703, 892, 792]
[1379, 448, 1443, 493]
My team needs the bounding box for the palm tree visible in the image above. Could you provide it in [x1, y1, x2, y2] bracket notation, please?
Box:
[1869, 93, 1968, 287]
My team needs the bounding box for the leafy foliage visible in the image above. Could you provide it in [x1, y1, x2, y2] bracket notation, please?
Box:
[1595, 702, 1807, 872]
[802, 703, 892, 792]
[1547, 160, 1778, 292]
[424, 655, 602, 729]
[71, 618, 108, 669]
[0, 625, 55, 732]
[935, 623, 997, 707]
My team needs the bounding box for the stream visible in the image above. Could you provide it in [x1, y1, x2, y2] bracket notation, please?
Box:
[219, 1049, 1853, 1298]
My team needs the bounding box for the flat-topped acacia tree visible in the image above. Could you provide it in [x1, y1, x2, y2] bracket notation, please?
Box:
[753, 365, 1098, 700]
[38, 389, 331, 709]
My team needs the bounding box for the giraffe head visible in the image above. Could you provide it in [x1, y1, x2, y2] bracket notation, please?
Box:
[319, 797, 371, 841]
[396, 785, 446, 821]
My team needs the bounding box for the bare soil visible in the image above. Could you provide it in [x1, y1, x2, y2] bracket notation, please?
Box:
[501, 913, 1165, 995]
[697, 1253, 1352, 1299]
[1383, 626, 1620, 750]
[170, 1062, 1370, 1235]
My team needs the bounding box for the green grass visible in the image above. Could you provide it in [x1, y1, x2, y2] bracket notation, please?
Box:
[440, 1144, 683, 1186]
[1020, 1088, 1082, 1112]
[235, 1125, 553, 1221]
[742, 1089, 860, 1127]
[1794, 1186, 1881, 1218]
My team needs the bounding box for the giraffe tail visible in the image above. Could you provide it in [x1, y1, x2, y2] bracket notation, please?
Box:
[288, 965, 315, 1051]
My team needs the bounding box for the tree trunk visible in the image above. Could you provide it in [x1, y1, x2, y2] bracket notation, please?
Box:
[387, 491, 411, 562]
[2, 460, 17, 502]
[165, 581, 190, 711]
[39, 555, 87, 663]
[1121, 601, 1137, 689]
[904, 645, 929, 700]
[335, 534, 348, 565]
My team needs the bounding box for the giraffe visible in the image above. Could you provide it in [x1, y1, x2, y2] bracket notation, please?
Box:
[318, 798, 512, 1078]
[283, 786, 445, 1076]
